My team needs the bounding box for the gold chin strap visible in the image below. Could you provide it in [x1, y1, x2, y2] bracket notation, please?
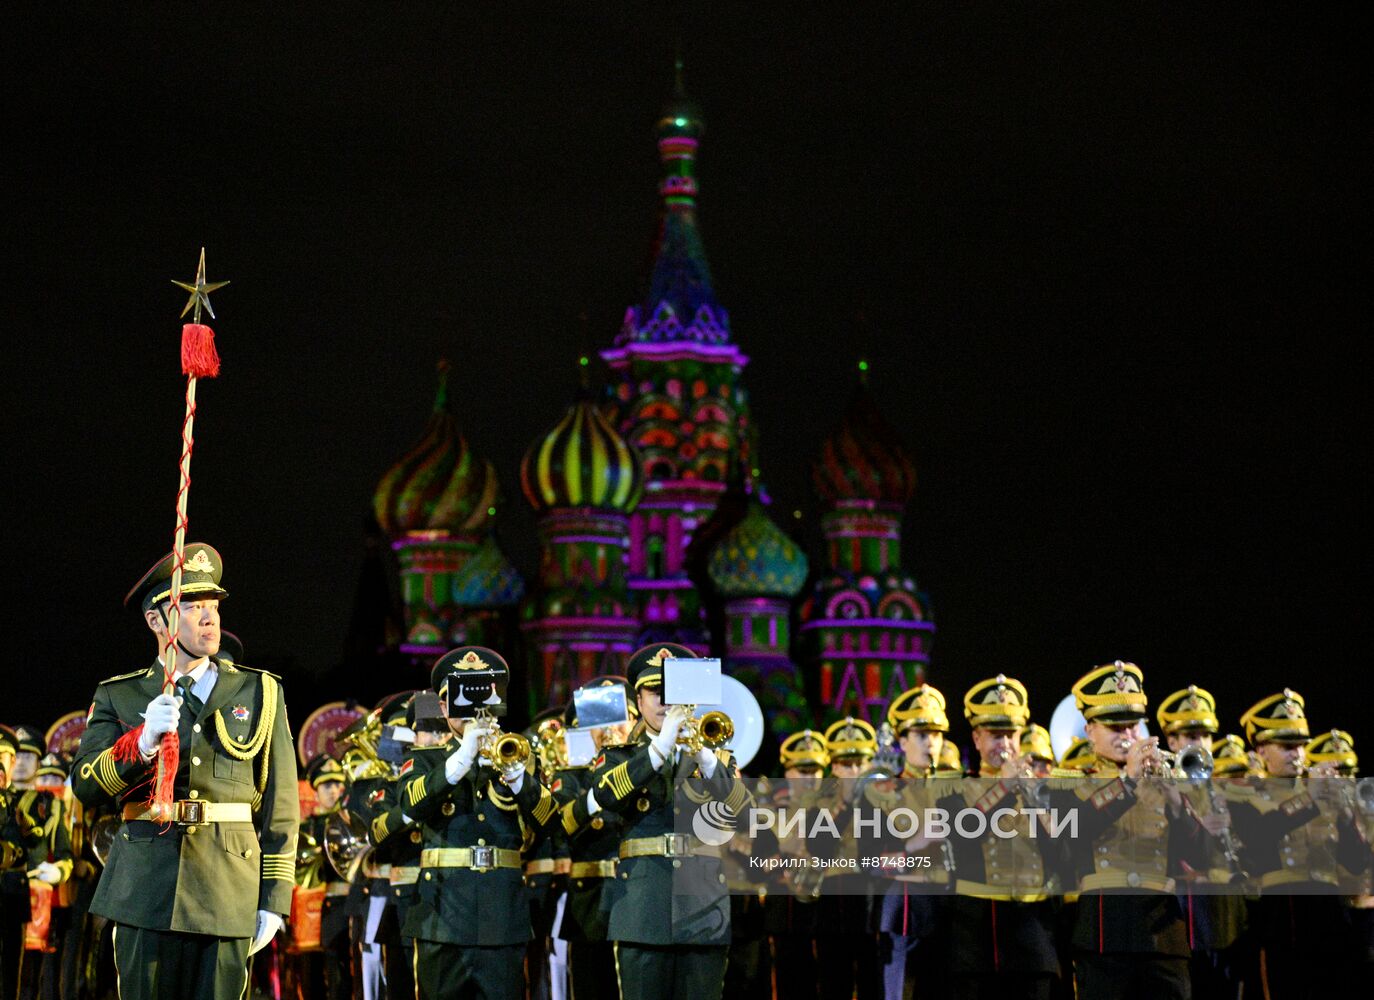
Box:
[212, 673, 279, 798]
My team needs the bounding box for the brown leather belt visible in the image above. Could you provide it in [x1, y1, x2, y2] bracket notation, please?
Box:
[122, 801, 252, 825]
[420, 847, 521, 871]
[620, 834, 721, 860]
[569, 860, 618, 879]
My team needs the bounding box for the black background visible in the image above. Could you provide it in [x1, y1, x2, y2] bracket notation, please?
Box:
[4, 5, 1367, 756]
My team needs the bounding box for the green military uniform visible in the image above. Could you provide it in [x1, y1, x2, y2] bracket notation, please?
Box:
[289, 756, 352, 1000]
[585, 644, 751, 1000]
[399, 646, 562, 1000]
[547, 676, 632, 1000]
[71, 545, 299, 1000]
[0, 726, 31, 1000]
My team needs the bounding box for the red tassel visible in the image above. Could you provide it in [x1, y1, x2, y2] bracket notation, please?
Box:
[153, 734, 180, 818]
[111, 724, 146, 763]
[181, 324, 221, 378]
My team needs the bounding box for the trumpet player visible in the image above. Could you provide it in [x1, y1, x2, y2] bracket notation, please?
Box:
[932, 675, 1061, 999]
[399, 647, 562, 1000]
[552, 676, 634, 1000]
[287, 755, 352, 1000]
[1228, 691, 1371, 1000]
[581, 644, 750, 1000]
[1048, 661, 1216, 1000]
[1156, 686, 1252, 1000]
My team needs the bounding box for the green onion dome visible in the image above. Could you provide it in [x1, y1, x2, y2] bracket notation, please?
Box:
[373, 361, 500, 537]
[521, 390, 643, 515]
[708, 501, 809, 599]
[813, 377, 916, 507]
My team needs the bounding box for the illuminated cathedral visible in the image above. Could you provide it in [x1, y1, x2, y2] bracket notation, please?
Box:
[367, 71, 934, 748]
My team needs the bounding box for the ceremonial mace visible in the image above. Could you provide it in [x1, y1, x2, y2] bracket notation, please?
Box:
[136, 249, 228, 820]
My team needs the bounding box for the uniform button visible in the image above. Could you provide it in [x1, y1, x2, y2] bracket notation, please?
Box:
[424, 872, 432, 881]
[1127, 873, 1141, 887]
[718, 874, 726, 884]
[476, 790, 484, 800]
[242, 849, 253, 859]
[477, 838, 486, 846]
[189, 790, 199, 799]
[441, 803, 455, 817]
[186, 826, 197, 835]
[193, 724, 201, 733]
[192, 756, 202, 766]
[620, 872, 628, 880]
[477, 813, 485, 822]
[672, 860, 682, 869]
[575, 880, 584, 888]
[674, 807, 680, 816]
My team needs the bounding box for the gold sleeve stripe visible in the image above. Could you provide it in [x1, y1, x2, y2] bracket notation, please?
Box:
[94, 749, 128, 797]
[532, 788, 557, 826]
[560, 801, 581, 836]
[598, 762, 634, 800]
[371, 813, 390, 842]
[723, 781, 750, 814]
[406, 775, 427, 806]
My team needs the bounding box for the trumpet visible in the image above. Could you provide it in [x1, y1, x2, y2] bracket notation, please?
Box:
[473, 708, 532, 768]
[676, 709, 734, 755]
[1145, 744, 1214, 783]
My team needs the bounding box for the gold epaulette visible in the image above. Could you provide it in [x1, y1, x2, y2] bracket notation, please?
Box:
[98, 667, 154, 685]
[228, 662, 283, 681]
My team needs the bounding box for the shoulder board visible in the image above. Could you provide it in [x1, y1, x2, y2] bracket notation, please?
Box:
[98, 667, 155, 685]
[1048, 768, 1085, 780]
[228, 663, 282, 680]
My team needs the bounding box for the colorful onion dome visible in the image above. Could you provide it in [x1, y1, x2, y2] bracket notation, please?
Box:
[373, 361, 500, 537]
[708, 501, 809, 599]
[521, 388, 643, 515]
[451, 535, 526, 609]
[813, 375, 916, 506]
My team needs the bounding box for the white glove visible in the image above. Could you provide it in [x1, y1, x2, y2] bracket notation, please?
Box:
[650, 706, 689, 765]
[695, 747, 718, 779]
[584, 788, 602, 816]
[500, 762, 525, 793]
[444, 721, 490, 785]
[248, 909, 284, 956]
[138, 693, 183, 755]
[33, 862, 62, 885]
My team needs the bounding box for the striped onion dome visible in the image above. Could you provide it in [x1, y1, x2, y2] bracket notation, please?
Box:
[521, 390, 643, 515]
[708, 501, 809, 599]
[813, 377, 916, 506]
[374, 361, 500, 537]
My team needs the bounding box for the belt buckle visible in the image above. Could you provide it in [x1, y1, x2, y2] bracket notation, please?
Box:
[176, 800, 206, 825]
[663, 833, 690, 858]
[470, 846, 494, 870]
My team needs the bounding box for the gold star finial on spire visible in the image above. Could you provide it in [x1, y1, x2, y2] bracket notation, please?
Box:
[171, 247, 229, 323]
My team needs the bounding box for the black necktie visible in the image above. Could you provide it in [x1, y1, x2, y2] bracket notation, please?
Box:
[176, 675, 203, 718]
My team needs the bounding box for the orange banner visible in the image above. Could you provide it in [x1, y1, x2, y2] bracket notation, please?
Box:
[288, 884, 325, 953]
[24, 882, 53, 952]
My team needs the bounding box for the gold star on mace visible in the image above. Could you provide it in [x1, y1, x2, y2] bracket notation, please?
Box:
[171, 247, 230, 323]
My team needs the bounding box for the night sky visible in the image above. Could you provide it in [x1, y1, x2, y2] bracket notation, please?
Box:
[5, 6, 1366, 754]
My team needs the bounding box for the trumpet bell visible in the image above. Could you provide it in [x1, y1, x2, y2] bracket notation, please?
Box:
[90, 814, 121, 866]
[491, 732, 532, 768]
[324, 808, 372, 882]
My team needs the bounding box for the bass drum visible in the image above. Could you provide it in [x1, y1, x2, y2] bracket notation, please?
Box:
[1048, 694, 1088, 763]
